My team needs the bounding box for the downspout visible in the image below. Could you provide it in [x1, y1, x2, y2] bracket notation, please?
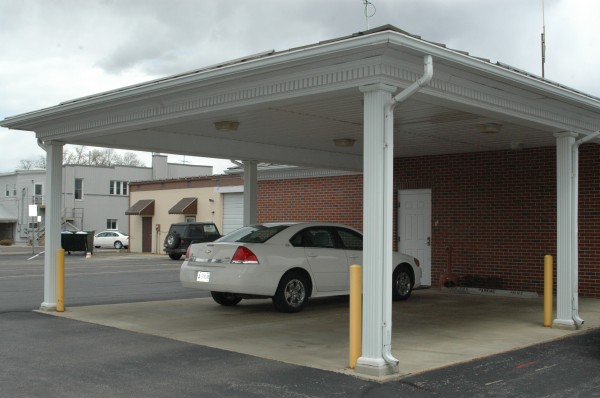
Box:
[37, 139, 47, 152]
[571, 130, 599, 327]
[381, 55, 433, 366]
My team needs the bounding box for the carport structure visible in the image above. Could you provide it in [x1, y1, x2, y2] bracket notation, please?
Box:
[2, 25, 600, 377]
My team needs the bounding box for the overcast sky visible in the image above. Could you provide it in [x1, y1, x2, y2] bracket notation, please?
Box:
[1, 0, 598, 174]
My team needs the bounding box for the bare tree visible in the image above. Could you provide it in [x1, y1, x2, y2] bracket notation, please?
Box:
[34, 155, 46, 169]
[18, 159, 34, 170]
[18, 146, 145, 169]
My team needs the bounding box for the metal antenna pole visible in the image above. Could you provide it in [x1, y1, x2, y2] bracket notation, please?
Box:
[363, 1, 375, 30]
[541, 0, 546, 78]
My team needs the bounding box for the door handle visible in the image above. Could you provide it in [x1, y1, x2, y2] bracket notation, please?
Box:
[427, 237, 431, 246]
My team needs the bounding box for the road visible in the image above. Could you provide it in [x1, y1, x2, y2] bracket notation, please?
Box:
[0, 248, 208, 312]
[1, 247, 599, 397]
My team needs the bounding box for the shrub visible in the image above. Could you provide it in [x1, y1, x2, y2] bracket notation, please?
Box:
[0, 239, 13, 246]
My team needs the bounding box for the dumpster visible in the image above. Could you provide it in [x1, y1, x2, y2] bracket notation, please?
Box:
[61, 231, 89, 254]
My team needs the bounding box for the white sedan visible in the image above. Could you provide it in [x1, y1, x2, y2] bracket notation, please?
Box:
[93, 230, 129, 249]
[180, 222, 421, 313]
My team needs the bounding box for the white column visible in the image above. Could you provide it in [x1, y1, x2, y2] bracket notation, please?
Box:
[40, 141, 63, 310]
[553, 132, 577, 329]
[243, 161, 257, 226]
[356, 83, 397, 377]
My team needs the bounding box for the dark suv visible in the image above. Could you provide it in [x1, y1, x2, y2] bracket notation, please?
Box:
[163, 222, 221, 260]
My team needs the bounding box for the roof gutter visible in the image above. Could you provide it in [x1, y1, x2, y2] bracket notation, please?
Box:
[381, 55, 433, 368]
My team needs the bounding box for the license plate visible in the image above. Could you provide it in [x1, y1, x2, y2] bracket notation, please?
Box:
[197, 271, 210, 282]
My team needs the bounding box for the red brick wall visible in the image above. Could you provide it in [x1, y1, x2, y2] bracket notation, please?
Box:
[257, 175, 363, 229]
[256, 144, 600, 297]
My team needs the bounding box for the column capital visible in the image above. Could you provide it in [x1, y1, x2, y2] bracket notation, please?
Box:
[359, 83, 397, 94]
[554, 132, 578, 139]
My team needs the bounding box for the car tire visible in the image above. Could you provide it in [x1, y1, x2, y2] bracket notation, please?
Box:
[168, 253, 183, 260]
[114, 241, 123, 249]
[165, 233, 181, 249]
[392, 265, 413, 301]
[211, 292, 242, 306]
[272, 272, 309, 313]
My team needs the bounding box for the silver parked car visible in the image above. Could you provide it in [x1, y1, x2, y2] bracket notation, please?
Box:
[93, 230, 129, 249]
[180, 222, 421, 313]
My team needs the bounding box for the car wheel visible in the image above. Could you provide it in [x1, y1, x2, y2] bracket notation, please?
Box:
[168, 253, 183, 260]
[392, 265, 413, 301]
[211, 292, 242, 306]
[114, 241, 123, 249]
[166, 233, 181, 249]
[272, 272, 309, 313]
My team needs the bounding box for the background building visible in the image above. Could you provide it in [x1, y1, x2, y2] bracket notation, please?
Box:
[127, 174, 243, 253]
[0, 154, 212, 244]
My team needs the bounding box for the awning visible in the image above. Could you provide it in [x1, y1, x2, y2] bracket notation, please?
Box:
[168, 197, 198, 215]
[125, 199, 155, 216]
[0, 203, 17, 222]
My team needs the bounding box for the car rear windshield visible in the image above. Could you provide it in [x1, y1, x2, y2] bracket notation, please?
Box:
[217, 225, 289, 243]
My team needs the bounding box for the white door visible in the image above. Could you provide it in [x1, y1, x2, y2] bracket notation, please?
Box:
[223, 193, 244, 234]
[399, 189, 432, 285]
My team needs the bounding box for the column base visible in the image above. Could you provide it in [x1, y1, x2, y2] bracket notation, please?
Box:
[552, 318, 578, 330]
[40, 302, 57, 311]
[355, 357, 399, 378]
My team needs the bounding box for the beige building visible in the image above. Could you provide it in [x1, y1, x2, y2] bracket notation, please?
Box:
[127, 175, 243, 253]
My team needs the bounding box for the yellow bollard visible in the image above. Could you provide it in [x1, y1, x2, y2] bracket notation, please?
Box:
[349, 264, 362, 369]
[56, 248, 65, 312]
[543, 255, 553, 327]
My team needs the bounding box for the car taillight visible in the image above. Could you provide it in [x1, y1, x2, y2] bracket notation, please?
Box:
[231, 246, 259, 264]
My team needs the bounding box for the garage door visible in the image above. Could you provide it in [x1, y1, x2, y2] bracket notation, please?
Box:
[223, 193, 244, 234]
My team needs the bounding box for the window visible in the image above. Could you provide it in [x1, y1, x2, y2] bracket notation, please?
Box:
[34, 184, 43, 205]
[110, 181, 128, 196]
[336, 228, 363, 251]
[291, 227, 336, 248]
[5, 184, 17, 196]
[107, 219, 117, 229]
[74, 178, 83, 200]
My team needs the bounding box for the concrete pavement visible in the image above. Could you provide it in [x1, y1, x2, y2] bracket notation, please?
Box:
[46, 288, 600, 380]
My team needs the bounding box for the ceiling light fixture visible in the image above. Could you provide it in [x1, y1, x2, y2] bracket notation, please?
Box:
[214, 121, 240, 131]
[479, 123, 502, 134]
[333, 138, 356, 147]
